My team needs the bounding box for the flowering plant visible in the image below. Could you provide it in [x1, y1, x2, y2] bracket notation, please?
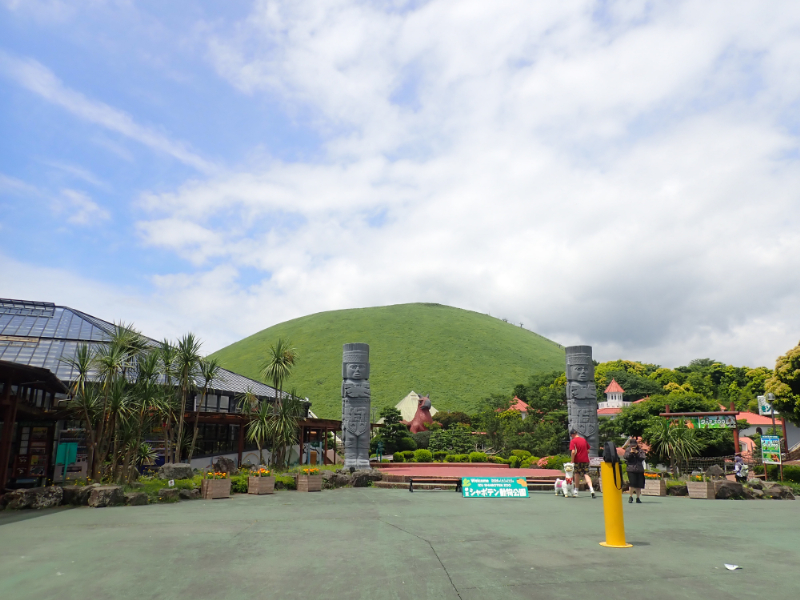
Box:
[301, 467, 319, 476]
[644, 473, 661, 480]
[252, 468, 271, 477]
[206, 471, 227, 480]
[690, 475, 704, 482]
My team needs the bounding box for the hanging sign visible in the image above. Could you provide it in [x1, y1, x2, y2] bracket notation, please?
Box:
[761, 435, 781, 465]
[684, 415, 737, 429]
[757, 396, 778, 416]
[461, 477, 529, 498]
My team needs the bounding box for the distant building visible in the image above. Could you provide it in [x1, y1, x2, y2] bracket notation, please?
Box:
[378, 391, 439, 423]
[597, 378, 630, 417]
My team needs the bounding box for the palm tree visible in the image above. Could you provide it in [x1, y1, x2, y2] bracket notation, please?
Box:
[60, 344, 97, 475]
[157, 339, 178, 462]
[188, 358, 221, 462]
[241, 391, 270, 466]
[266, 391, 304, 468]
[261, 337, 298, 408]
[174, 333, 202, 463]
[645, 419, 702, 476]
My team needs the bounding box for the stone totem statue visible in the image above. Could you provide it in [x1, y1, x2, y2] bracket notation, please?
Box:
[342, 343, 371, 470]
[566, 345, 599, 457]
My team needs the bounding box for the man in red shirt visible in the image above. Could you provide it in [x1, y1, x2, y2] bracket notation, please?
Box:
[569, 429, 595, 498]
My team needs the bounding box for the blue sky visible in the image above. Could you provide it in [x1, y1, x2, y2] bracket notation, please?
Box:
[2, 1, 800, 368]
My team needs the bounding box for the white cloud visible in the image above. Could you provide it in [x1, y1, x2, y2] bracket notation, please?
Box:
[0, 51, 215, 173]
[5, 1, 800, 370]
[56, 189, 110, 225]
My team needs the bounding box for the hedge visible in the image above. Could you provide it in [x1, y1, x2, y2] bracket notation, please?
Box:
[392, 452, 405, 463]
[469, 452, 488, 463]
[414, 449, 433, 462]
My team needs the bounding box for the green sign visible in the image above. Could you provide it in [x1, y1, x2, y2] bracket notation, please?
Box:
[56, 442, 78, 465]
[761, 435, 781, 465]
[462, 477, 529, 498]
[684, 415, 737, 429]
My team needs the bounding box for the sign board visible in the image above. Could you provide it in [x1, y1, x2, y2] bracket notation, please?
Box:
[685, 415, 737, 429]
[761, 435, 781, 465]
[757, 396, 778, 416]
[461, 477, 529, 498]
[55, 442, 78, 466]
[589, 456, 604, 467]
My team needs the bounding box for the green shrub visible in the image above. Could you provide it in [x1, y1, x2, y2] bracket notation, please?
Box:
[402, 450, 416, 459]
[509, 456, 521, 468]
[510, 450, 531, 460]
[456, 454, 470, 463]
[230, 475, 248, 494]
[392, 452, 405, 463]
[444, 454, 457, 462]
[433, 451, 447, 461]
[414, 449, 433, 462]
[275, 475, 297, 490]
[411, 430, 432, 450]
[406, 458, 417, 462]
[489, 456, 510, 464]
[469, 452, 488, 463]
[541, 455, 571, 472]
[768, 465, 800, 483]
[520, 458, 532, 469]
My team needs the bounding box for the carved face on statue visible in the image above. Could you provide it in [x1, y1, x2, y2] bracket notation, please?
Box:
[346, 362, 367, 380]
[569, 364, 592, 382]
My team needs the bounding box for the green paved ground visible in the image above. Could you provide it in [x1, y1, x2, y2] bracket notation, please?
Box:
[1, 489, 797, 600]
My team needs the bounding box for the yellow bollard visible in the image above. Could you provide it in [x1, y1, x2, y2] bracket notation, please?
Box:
[599, 461, 632, 548]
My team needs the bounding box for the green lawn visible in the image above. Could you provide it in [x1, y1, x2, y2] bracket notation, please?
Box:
[210, 303, 565, 418]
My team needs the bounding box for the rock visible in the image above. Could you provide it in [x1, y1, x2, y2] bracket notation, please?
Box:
[766, 486, 795, 500]
[667, 485, 688, 496]
[3, 486, 64, 510]
[741, 486, 755, 499]
[212, 457, 237, 474]
[157, 463, 194, 481]
[178, 488, 200, 500]
[88, 486, 124, 508]
[321, 471, 334, 481]
[124, 492, 148, 506]
[329, 473, 352, 487]
[351, 470, 383, 488]
[62, 485, 92, 506]
[748, 479, 764, 490]
[715, 481, 745, 499]
[750, 488, 764, 498]
[705, 465, 725, 479]
[127, 466, 140, 481]
[158, 488, 180, 501]
[128, 482, 144, 489]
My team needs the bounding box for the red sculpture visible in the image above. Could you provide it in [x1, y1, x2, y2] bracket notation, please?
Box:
[402, 395, 434, 434]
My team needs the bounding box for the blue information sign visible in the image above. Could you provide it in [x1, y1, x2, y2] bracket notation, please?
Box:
[461, 476, 529, 498]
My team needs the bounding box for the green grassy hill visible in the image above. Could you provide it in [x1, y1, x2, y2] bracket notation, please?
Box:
[210, 303, 565, 419]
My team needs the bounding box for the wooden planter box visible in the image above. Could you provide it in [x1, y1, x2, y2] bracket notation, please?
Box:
[687, 481, 715, 499]
[248, 476, 275, 495]
[643, 479, 666, 496]
[297, 474, 322, 492]
[201, 478, 231, 499]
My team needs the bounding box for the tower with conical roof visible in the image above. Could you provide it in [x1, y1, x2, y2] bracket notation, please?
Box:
[600, 379, 626, 409]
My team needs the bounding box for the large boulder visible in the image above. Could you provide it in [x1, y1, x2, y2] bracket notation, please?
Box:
[715, 481, 745, 499]
[765, 485, 795, 500]
[750, 488, 764, 499]
[3, 486, 64, 510]
[748, 479, 764, 490]
[667, 485, 688, 496]
[212, 457, 237, 474]
[88, 486, 124, 508]
[178, 488, 200, 500]
[62, 485, 92, 506]
[158, 463, 194, 481]
[124, 492, 148, 506]
[705, 465, 725, 479]
[351, 470, 383, 488]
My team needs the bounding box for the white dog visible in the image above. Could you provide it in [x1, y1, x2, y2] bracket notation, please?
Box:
[554, 462, 578, 498]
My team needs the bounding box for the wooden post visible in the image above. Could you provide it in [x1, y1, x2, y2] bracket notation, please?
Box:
[237, 423, 244, 467]
[733, 427, 740, 455]
[298, 425, 303, 466]
[0, 380, 17, 490]
[333, 429, 337, 465]
[324, 427, 328, 465]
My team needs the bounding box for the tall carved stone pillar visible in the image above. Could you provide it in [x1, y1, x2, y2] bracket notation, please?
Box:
[342, 343, 371, 470]
[566, 345, 599, 457]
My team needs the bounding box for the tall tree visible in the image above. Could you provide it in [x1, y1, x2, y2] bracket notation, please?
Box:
[765, 340, 800, 426]
[261, 337, 298, 408]
[188, 357, 221, 462]
[173, 333, 202, 463]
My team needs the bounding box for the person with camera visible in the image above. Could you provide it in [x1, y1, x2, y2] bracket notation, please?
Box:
[623, 437, 646, 504]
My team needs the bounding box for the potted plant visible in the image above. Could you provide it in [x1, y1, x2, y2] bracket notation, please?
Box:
[642, 472, 666, 496]
[201, 471, 231, 499]
[248, 467, 275, 495]
[686, 474, 715, 499]
[296, 467, 322, 492]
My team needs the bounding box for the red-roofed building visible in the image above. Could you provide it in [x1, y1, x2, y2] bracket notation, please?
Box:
[598, 378, 630, 413]
[498, 397, 530, 419]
